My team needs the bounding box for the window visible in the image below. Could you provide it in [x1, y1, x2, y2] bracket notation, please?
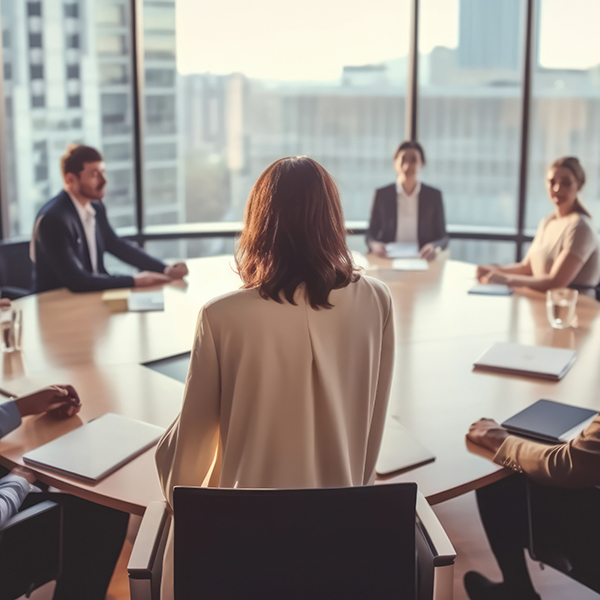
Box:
[67, 34, 80, 49]
[67, 64, 80, 79]
[99, 64, 128, 86]
[145, 142, 177, 161]
[144, 0, 411, 228]
[1, 0, 137, 236]
[417, 0, 525, 249]
[27, 2, 41, 17]
[30, 65, 44, 79]
[526, 0, 600, 231]
[145, 95, 176, 135]
[29, 33, 42, 48]
[97, 35, 126, 55]
[145, 68, 175, 88]
[64, 3, 79, 18]
[96, 4, 125, 27]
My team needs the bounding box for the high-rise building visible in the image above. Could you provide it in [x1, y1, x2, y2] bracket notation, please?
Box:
[458, 0, 522, 71]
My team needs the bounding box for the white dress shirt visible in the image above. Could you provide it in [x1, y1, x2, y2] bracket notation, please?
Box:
[395, 180, 421, 245]
[67, 192, 98, 274]
[0, 400, 31, 528]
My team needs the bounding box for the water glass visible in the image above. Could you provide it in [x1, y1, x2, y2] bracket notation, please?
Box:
[546, 288, 578, 329]
[0, 307, 22, 353]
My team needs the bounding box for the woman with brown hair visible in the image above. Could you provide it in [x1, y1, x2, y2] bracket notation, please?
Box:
[477, 157, 600, 292]
[155, 156, 395, 599]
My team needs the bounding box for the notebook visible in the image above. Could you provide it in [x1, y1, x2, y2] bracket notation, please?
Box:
[392, 258, 429, 271]
[385, 242, 420, 259]
[376, 420, 436, 476]
[473, 342, 577, 381]
[23, 413, 165, 483]
[127, 290, 164, 312]
[502, 399, 598, 443]
[144, 351, 191, 384]
[468, 284, 514, 296]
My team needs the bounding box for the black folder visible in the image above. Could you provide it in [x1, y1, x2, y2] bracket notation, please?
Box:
[502, 399, 598, 443]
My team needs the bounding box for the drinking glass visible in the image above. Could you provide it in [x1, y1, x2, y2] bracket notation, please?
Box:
[0, 307, 22, 353]
[546, 288, 578, 329]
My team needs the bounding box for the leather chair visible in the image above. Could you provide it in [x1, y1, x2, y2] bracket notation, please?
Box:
[0, 241, 32, 299]
[0, 500, 62, 600]
[128, 483, 456, 600]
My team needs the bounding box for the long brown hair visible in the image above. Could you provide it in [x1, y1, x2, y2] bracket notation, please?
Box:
[549, 156, 590, 217]
[235, 156, 359, 309]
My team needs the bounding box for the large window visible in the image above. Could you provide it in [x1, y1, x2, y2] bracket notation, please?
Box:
[418, 0, 525, 258]
[141, 0, 411, 245]
[1, 0, 600, 267]
[0, 0, 137, 236]
[526, 0, 600, 232]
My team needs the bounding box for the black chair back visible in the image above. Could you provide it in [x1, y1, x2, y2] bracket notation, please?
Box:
[0, 500, 62, 600]
[174, 483, 418, 600]
[0, 240, 32, 298]
[527, 480, 600, 594]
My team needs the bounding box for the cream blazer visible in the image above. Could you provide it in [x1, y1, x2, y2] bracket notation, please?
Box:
[155, 275, 394, 599]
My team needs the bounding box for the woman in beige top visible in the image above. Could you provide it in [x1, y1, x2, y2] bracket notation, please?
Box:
[477, 157, 600, 292]
[155, 157, 395, 599]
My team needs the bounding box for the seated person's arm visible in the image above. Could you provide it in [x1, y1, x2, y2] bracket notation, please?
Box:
[38, 214, 136, 292]
[476, 258, 533, 281]
[482, 249, 582, 292]
[0, 386, 81, 527]
[366, 192, 387, 257]
[420, 190, 449, 260]
[0, 467, 36, 528]
[467, 417, 600, 488]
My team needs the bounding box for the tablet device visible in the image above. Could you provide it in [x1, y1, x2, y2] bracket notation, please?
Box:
[502, 399, 598, 443]
[468, 284, 513, 296]
[376, 420, 435, 476]
[143, 352, 191, 384]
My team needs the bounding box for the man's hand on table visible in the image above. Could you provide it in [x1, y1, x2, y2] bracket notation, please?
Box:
[164, 262, 188, 279]
[467, 418, 510, 454]
[134, 271, 172, 287]
[15, 385, 82, 419]
[10, 466, 37, 484]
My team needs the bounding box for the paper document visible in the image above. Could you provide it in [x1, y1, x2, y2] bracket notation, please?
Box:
[473, 342, 577, 381]
[392, 258, 429, 271]
[128, 290, 164, 312]
[23, 413, 165, 483]
[385, 242, 420, 258]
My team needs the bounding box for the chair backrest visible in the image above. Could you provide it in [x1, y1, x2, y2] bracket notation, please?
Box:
[0, 240, 32, 292]
[0, 500, 62, 600]
[174, 483, 418, 600]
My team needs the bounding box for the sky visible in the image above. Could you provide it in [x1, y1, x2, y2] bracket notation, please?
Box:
[176, 0, 600, 79]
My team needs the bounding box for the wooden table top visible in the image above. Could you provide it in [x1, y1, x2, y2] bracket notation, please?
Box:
[1, 254, 599, 513]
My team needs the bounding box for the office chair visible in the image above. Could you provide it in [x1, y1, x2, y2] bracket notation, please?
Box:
[128, 484, 456, 600]
[0, 241, 32, 299]
[527, 480, 600, 594]
[0, 500, 62, 600]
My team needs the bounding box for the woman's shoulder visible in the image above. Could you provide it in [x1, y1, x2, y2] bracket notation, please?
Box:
[202, 288, 263, 320]
[343, 274, 392, 306]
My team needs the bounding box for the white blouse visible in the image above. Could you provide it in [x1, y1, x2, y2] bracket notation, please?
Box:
[155, 274, 395, 599]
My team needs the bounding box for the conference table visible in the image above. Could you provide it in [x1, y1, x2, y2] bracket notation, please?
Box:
[1, 253, 600, 515]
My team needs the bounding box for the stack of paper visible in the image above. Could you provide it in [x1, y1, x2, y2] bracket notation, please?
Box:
[385, 242, 420, 258]
[128, 290, 165, 312]
[392, 258, 429, 271]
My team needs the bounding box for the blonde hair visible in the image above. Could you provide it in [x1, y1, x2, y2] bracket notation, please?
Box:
[549, 156, 590, 217]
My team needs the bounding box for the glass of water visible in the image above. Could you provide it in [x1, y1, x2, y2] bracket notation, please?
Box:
[546, 288, 578, 329]
[0, 307, 22, 353]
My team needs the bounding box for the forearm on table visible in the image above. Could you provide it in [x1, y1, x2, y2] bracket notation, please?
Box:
[494, 435, 600, 488]
[495, 262, 531, 276]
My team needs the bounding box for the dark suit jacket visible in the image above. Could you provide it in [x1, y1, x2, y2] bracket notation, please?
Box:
[32, 190, 166, 293]
[366, 183, 449, 250]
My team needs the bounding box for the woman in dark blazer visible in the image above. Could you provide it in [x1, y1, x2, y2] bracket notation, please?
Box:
[366, 141, 449, 260]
